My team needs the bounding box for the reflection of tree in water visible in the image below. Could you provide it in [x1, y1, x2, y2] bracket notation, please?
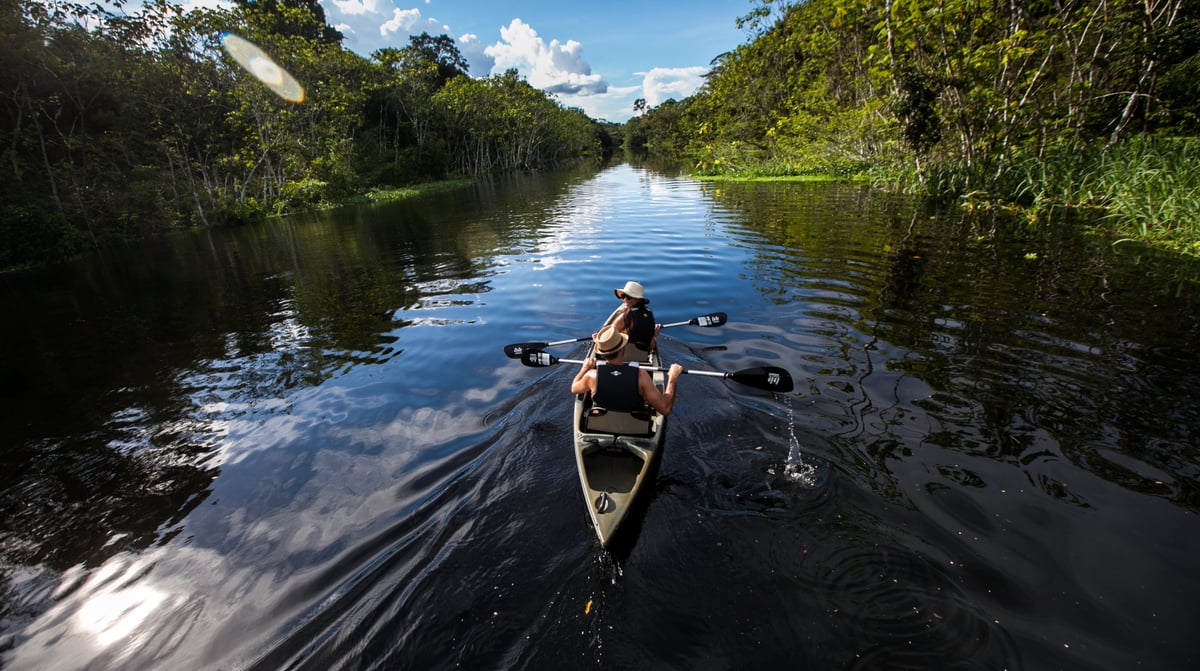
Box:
[702, 182, 1200, 511]
[0, 196, 510, 574]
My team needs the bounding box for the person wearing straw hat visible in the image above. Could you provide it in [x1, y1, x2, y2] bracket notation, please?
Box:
[610, 281, 660, 361]
[571, 325, 683, 416]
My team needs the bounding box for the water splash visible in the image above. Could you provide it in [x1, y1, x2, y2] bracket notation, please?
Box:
[781, 393, 817, 485]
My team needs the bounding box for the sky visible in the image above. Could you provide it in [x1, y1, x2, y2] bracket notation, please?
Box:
[318, 0, 751, 123]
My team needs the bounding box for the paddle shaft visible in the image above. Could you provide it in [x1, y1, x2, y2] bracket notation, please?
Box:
[522, 350, 794, 393]
[503, 311, 727, 359]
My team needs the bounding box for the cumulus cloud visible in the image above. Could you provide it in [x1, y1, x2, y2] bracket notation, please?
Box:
[314, 3, 711, 121]
[323, 2, 493, 73]
[641, 66, 708, 108]
[484, 19, 607, 96]
[380, 8, 438, 38]
[455, 34, 493, 76]
[330, 0, 384, 16]
[556, 84, 642, 123]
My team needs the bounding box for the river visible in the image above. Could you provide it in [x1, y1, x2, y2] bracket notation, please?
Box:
[2, 163, 1199, 669]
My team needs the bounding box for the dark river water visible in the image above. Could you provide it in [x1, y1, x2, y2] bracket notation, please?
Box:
[2, 163, 1199, 670]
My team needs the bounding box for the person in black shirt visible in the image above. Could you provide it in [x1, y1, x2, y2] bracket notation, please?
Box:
[611, 281, 660, 360]
[570, 325, 682, 416]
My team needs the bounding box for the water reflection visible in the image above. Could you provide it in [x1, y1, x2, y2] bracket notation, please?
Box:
[706, 181, 1200, 512]
[2, 164, 1200, 669]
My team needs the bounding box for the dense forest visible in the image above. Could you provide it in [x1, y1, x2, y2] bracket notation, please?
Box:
[6, 1, 1200, 270]
[0, 0, 615, 269]
[629, 0, 1200, 254]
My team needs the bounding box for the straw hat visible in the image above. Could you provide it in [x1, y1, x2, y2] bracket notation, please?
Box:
[614, 281, 646, 301]
[594, 325, 628, 357]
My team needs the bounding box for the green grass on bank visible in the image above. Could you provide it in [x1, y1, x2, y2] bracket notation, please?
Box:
[689, 173, 851, 183]
[990, 137, 1200, 256]
[686, 137, 1200, 257]
[334, 179, 476, 207]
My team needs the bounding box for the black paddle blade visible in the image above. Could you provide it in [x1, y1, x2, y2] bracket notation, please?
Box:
[690, 312, 727, 327]
[504, 342, 548, 359]
[730, 366, 794, 393]
[520, 349, 560, 367]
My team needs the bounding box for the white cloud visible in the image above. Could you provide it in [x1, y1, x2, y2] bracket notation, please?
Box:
[314, 3, 711, 121]
[331, 0, 384, 16]
[484, 19, 606, 96]
[641, 66, 708, 108]
[379, 8, 423, 37]
[455, 34, 493, 77]
[557, 84, 641, 123]
[323, 3, 493, 73]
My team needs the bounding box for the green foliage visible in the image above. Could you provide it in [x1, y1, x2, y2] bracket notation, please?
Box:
[651, 0, 1200, 254]
[0, 1, 603, 269]
[1092, 138, 1200, 252]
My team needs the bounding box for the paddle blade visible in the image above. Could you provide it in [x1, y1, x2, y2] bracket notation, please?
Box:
[520, 349, 560, 367]
[504, 342, 548, 359]
[730, 366, 794, 392]
[690, 312, 727, 327]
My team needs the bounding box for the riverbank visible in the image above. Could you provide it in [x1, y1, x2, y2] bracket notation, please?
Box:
[340, 179, 476, 206]
[689, 137, 1200, 258]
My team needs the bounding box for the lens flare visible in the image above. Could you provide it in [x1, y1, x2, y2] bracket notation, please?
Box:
[220, 33, 305, 103]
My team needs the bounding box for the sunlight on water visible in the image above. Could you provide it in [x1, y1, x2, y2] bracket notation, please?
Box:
[77, 583, 167, 649]
[58, 559, 175, 661]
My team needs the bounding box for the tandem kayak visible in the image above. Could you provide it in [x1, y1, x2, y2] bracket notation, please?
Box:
[571, 307, 666, 546]
[511, 309, 802, 547]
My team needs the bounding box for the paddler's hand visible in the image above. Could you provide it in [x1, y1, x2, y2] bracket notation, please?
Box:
[667, 363, 683, 384]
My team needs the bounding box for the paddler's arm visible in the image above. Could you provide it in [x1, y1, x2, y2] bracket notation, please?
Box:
[641, 364, 683, 416]
[570, 357, 597, 395]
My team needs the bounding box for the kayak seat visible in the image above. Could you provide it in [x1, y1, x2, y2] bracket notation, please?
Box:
[584, 406, 653, 436]
[623, 343, 652, 363]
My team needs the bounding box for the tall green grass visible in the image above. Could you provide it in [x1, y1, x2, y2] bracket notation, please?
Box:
[691, 135, 1200, 256]
[1092, 138, 1200, 253]
[1003, 137, 1200, 254]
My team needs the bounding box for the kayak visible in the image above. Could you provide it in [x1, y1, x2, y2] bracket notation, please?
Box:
[509, 308, 797, 548]
[572, 307, 666, 546]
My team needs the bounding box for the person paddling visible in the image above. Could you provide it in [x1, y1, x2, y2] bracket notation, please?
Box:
[571, 325, 683, 416]
[610, 281, 660, 361]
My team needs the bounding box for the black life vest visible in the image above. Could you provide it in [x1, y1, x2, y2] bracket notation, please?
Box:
[593, 362, 643, 412]
[624, 304, 656, 350]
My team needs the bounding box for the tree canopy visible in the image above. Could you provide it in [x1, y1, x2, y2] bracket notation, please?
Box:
[635, 0, 1200, 183]
[0, 0, 613, 269]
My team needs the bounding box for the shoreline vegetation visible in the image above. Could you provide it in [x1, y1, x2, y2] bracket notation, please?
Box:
[686, 137, 1200, 257]
[1, 1, 616, 272]
[4, 1, 1199, 273]
[345, 179, 476, 207]
[629, 1, 1200, 259]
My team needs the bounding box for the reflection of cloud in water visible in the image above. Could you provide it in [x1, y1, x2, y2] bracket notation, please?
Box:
[77, 583, 168, 650]
[10, 391, 495, 668]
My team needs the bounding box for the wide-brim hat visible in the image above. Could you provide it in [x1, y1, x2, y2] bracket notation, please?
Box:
[594, 324, 628, 357]
[614, 281, 646, 301]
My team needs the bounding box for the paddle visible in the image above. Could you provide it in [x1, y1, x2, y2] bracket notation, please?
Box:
[520, 349, 794, 393]
[502, 311, 728, 359]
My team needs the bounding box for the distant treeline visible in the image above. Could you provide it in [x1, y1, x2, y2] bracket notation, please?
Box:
[1, 0, 618, 269]
[626, 0, 1200, 253]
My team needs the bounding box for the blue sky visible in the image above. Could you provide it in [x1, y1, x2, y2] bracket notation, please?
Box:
[319, 0, 752, 122]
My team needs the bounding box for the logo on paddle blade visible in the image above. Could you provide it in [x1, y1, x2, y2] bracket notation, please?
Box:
[768, 372, 782, 387]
